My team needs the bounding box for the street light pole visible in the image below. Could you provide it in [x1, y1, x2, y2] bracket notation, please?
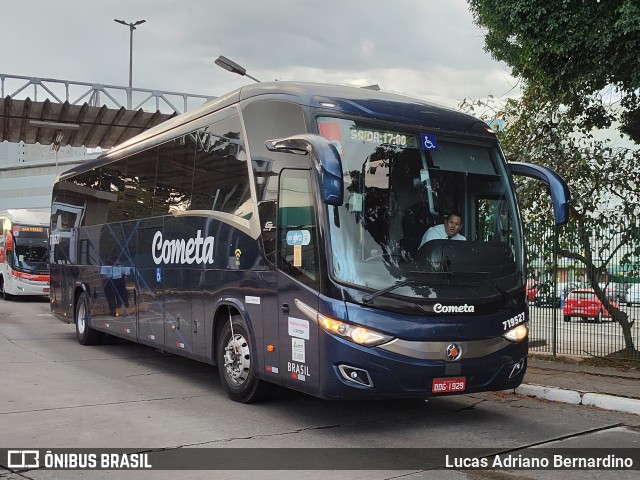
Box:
[114, 18, 146, 108]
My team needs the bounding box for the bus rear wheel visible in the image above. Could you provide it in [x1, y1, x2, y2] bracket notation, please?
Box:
[76, 291, 104, 345]
[217, 314, 269, 403]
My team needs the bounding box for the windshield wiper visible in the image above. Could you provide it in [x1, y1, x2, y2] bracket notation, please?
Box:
[362, 277, 458, 304]
[362, 279, 418, 304]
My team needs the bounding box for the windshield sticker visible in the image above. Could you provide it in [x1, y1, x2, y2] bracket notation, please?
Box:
[420, 133, 438, 151]
[293, 245, 302, 267]
[286, 230, 310, 246]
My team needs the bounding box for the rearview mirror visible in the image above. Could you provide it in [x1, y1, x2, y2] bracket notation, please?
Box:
[266, 134, 344, 206]
[508, 162, 570, 225]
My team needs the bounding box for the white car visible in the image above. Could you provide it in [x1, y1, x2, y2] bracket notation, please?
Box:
[626, 284, 640, 306]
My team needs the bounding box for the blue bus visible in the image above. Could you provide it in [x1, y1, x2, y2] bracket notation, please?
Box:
[49, 82, 569, 403]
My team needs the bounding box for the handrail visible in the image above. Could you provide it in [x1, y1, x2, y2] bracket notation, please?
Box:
[0, 73, 214, 114]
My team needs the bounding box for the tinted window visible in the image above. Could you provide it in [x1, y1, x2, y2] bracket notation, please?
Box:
[154, 137, 196, 216]
[71, 162, 126, 224]
[242, 100, 310, 202]
[242, 100, 310, 264]
[122, 148, 157, 220]
[278, 169, 319, 288]
[191, 114, 251, 217]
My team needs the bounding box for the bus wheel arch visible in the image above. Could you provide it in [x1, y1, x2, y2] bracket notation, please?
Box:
[213, 304, 269, 403]
[75, 286, 103, 345]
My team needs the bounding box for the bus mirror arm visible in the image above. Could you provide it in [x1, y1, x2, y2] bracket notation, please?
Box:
[508, 161, 570, 226]
[265, 134, 344, 206]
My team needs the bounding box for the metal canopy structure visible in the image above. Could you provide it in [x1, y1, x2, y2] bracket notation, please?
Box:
[0, 96, 175, 149]
[0, 74, 214, 149]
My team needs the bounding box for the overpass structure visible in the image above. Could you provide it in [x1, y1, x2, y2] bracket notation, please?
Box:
[0, 73, 215, 210]
[1, 74, 214, 149]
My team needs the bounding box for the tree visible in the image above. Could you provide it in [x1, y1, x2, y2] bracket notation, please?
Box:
[468, 0, 640, 142]
[461, 90, 640, 358]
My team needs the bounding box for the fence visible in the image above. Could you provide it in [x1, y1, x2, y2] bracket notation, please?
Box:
[525, 223, 640, 361]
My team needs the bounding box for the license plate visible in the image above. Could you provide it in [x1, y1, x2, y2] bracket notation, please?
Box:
[432, 377, 466, 394]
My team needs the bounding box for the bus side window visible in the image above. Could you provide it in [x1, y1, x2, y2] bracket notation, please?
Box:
[191, 114, 251, 218]
[277, 169, 319, 289]
[242, 100, 309, 265]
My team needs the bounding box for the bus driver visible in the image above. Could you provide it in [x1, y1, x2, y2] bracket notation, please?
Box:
[419, 211, 466, 248]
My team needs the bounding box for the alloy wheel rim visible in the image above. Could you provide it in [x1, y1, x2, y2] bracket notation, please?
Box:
[78, 303, 86, 335]
[223, 333, 251, 385]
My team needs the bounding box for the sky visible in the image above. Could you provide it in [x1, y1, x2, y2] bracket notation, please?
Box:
[0, 0, 520, 110]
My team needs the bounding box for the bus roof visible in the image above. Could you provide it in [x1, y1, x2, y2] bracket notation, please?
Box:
[58, 81, 496, 180]
[0, 209, 50, 227]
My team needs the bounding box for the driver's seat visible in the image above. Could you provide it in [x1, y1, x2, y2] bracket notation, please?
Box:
[401, 203, 434, 258]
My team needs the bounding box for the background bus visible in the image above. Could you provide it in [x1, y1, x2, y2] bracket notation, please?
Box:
[0, 209, 50, 299]
[50, 82, 569, 403]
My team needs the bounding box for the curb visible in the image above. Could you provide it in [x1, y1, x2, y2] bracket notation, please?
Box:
[512, 383, 640, 416]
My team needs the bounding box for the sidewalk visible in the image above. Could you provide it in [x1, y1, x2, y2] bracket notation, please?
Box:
[509, 356, 640, 415]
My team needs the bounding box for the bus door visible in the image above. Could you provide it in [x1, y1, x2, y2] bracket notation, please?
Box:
[135, 218, 165, 348]
[50, 202, 85, 316]
[276, 169, 321, 391]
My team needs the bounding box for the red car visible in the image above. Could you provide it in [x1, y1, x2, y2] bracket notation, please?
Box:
[563, 289, 618, 323]
[526, 280, 539, 303]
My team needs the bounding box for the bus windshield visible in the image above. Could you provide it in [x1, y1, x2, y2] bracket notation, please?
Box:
[318, 117, 523, 303]
[11, 227, 49, 274]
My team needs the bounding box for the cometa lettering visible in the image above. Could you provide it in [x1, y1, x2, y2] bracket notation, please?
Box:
[434, 303, 475, 313]
[152, 230, 215, 265]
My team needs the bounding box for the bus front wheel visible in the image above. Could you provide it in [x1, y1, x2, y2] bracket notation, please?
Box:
[76, 292, 104, 345]
[217, 314, 269, 403]
[0, 276, 11, 301]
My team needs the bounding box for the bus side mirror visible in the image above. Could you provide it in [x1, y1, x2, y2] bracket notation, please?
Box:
[265, 134, 344, 206]
[508, 162, 570, 225]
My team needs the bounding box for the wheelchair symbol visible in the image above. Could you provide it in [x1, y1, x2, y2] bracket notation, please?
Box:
[421, 133, 438, 151]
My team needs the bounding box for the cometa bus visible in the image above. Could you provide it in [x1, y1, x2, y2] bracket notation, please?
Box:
[49, 82, 569, 403]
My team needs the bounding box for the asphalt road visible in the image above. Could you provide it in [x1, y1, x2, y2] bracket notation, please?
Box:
[1, 296, 639, 480]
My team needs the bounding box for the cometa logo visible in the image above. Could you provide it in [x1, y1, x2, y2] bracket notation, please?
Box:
[152, 230, 215, 265]
[434, 303, 475, 313]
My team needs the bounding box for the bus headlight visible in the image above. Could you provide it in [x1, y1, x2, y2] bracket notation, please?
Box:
[503, 323, 529, 343]
[318, 315, 393, 346]
[295, 299, 394, 347]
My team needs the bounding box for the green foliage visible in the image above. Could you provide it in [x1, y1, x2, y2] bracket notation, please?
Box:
[468, 0, 640, 142]
[460, 90, 640, 352]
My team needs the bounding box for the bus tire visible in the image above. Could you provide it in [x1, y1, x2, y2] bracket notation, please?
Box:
[217, 314, 269, 403]
[0, 277, 11, 301]
[76, 291, 104, 345]
[563, 315, 571, 323]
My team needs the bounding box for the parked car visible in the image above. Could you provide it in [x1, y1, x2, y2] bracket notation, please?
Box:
[526, 280, 539, 303]
[603, 282, 630, 302]
[563, 288, 619, 323]
[558, 282, 581, 299]
[626, 284, 640, 306]
[534, 282, 561, 307]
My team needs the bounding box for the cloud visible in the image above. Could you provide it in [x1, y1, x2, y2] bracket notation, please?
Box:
[0, 0, 517, 107]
